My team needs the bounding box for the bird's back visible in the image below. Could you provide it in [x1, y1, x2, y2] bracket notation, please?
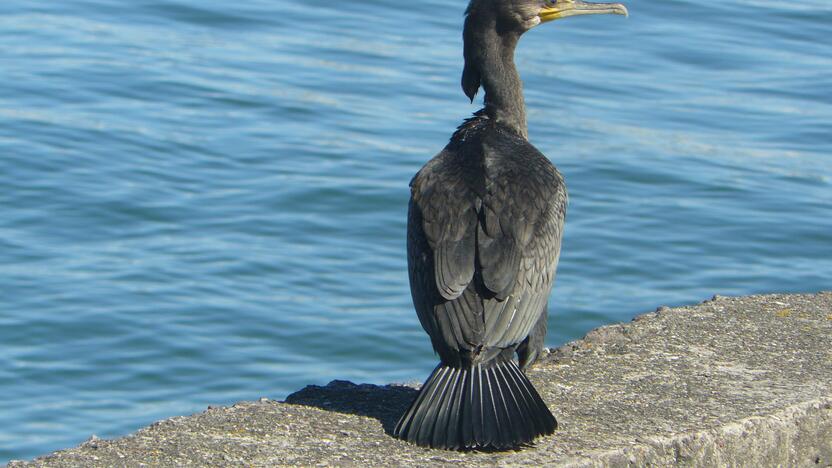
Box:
[407, 115, 567, 367]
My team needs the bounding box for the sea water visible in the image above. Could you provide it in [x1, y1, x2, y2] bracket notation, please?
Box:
[1, 0, 830, 461]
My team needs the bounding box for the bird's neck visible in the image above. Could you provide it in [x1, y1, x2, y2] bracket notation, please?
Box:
[483, 34, 526, 137]
[468, 28, 527, 138]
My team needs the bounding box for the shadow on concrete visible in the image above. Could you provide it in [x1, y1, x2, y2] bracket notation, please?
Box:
[285, 380, 534, 453]
[284, 380, 418, 435]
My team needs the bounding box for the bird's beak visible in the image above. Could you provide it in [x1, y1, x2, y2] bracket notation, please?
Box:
[539, 0, 628, 23]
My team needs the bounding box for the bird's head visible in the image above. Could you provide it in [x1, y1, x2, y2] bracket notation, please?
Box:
[462, 0, 627, 101]
[467, 0, 628, 32]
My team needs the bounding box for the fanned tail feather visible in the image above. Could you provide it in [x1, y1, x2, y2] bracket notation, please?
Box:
[393, 356, 556, 450]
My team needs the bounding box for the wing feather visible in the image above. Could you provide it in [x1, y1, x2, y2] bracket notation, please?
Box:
[407, 124, 567, 360]
[475, 133, 567, 349]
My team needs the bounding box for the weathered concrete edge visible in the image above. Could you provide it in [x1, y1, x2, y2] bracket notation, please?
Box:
[544, 296, 832, 467]
[7, 293, 832, 467]
[560, 396, 832, 467]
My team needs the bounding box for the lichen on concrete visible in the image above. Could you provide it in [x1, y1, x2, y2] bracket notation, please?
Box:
[8, 293, 832, 467]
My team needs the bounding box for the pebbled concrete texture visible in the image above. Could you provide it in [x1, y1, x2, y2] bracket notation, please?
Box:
[7, 292, 832, 467]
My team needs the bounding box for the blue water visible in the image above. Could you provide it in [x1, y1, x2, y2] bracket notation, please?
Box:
[1, 0, 830, 462]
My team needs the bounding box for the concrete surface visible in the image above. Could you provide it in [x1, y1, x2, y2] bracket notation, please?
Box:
[7, 292, 832, 467]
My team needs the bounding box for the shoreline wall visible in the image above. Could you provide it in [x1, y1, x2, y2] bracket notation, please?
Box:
[9, 292, 832, 467]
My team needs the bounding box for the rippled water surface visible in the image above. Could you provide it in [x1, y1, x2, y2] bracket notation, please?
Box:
[2, 0, 831, 461]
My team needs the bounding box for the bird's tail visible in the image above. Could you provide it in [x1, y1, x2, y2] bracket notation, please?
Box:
[393, 355, 557, 450]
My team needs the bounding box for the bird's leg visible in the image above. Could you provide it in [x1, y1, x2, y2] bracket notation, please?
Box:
[517, 304, 548, 371]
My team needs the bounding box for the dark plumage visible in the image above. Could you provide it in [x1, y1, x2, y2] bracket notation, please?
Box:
[394, 0, 627, 450]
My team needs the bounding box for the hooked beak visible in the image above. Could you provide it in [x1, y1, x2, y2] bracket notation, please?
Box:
[539, 0, 629, 23]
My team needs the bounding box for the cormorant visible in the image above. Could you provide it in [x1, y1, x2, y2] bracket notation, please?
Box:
[394, 0, 627, 450]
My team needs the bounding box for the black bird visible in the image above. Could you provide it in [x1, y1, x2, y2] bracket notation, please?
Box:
[394, 0, 627, 451]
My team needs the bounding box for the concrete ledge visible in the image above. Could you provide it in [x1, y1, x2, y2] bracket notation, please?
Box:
[8, 293, 832, 467]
